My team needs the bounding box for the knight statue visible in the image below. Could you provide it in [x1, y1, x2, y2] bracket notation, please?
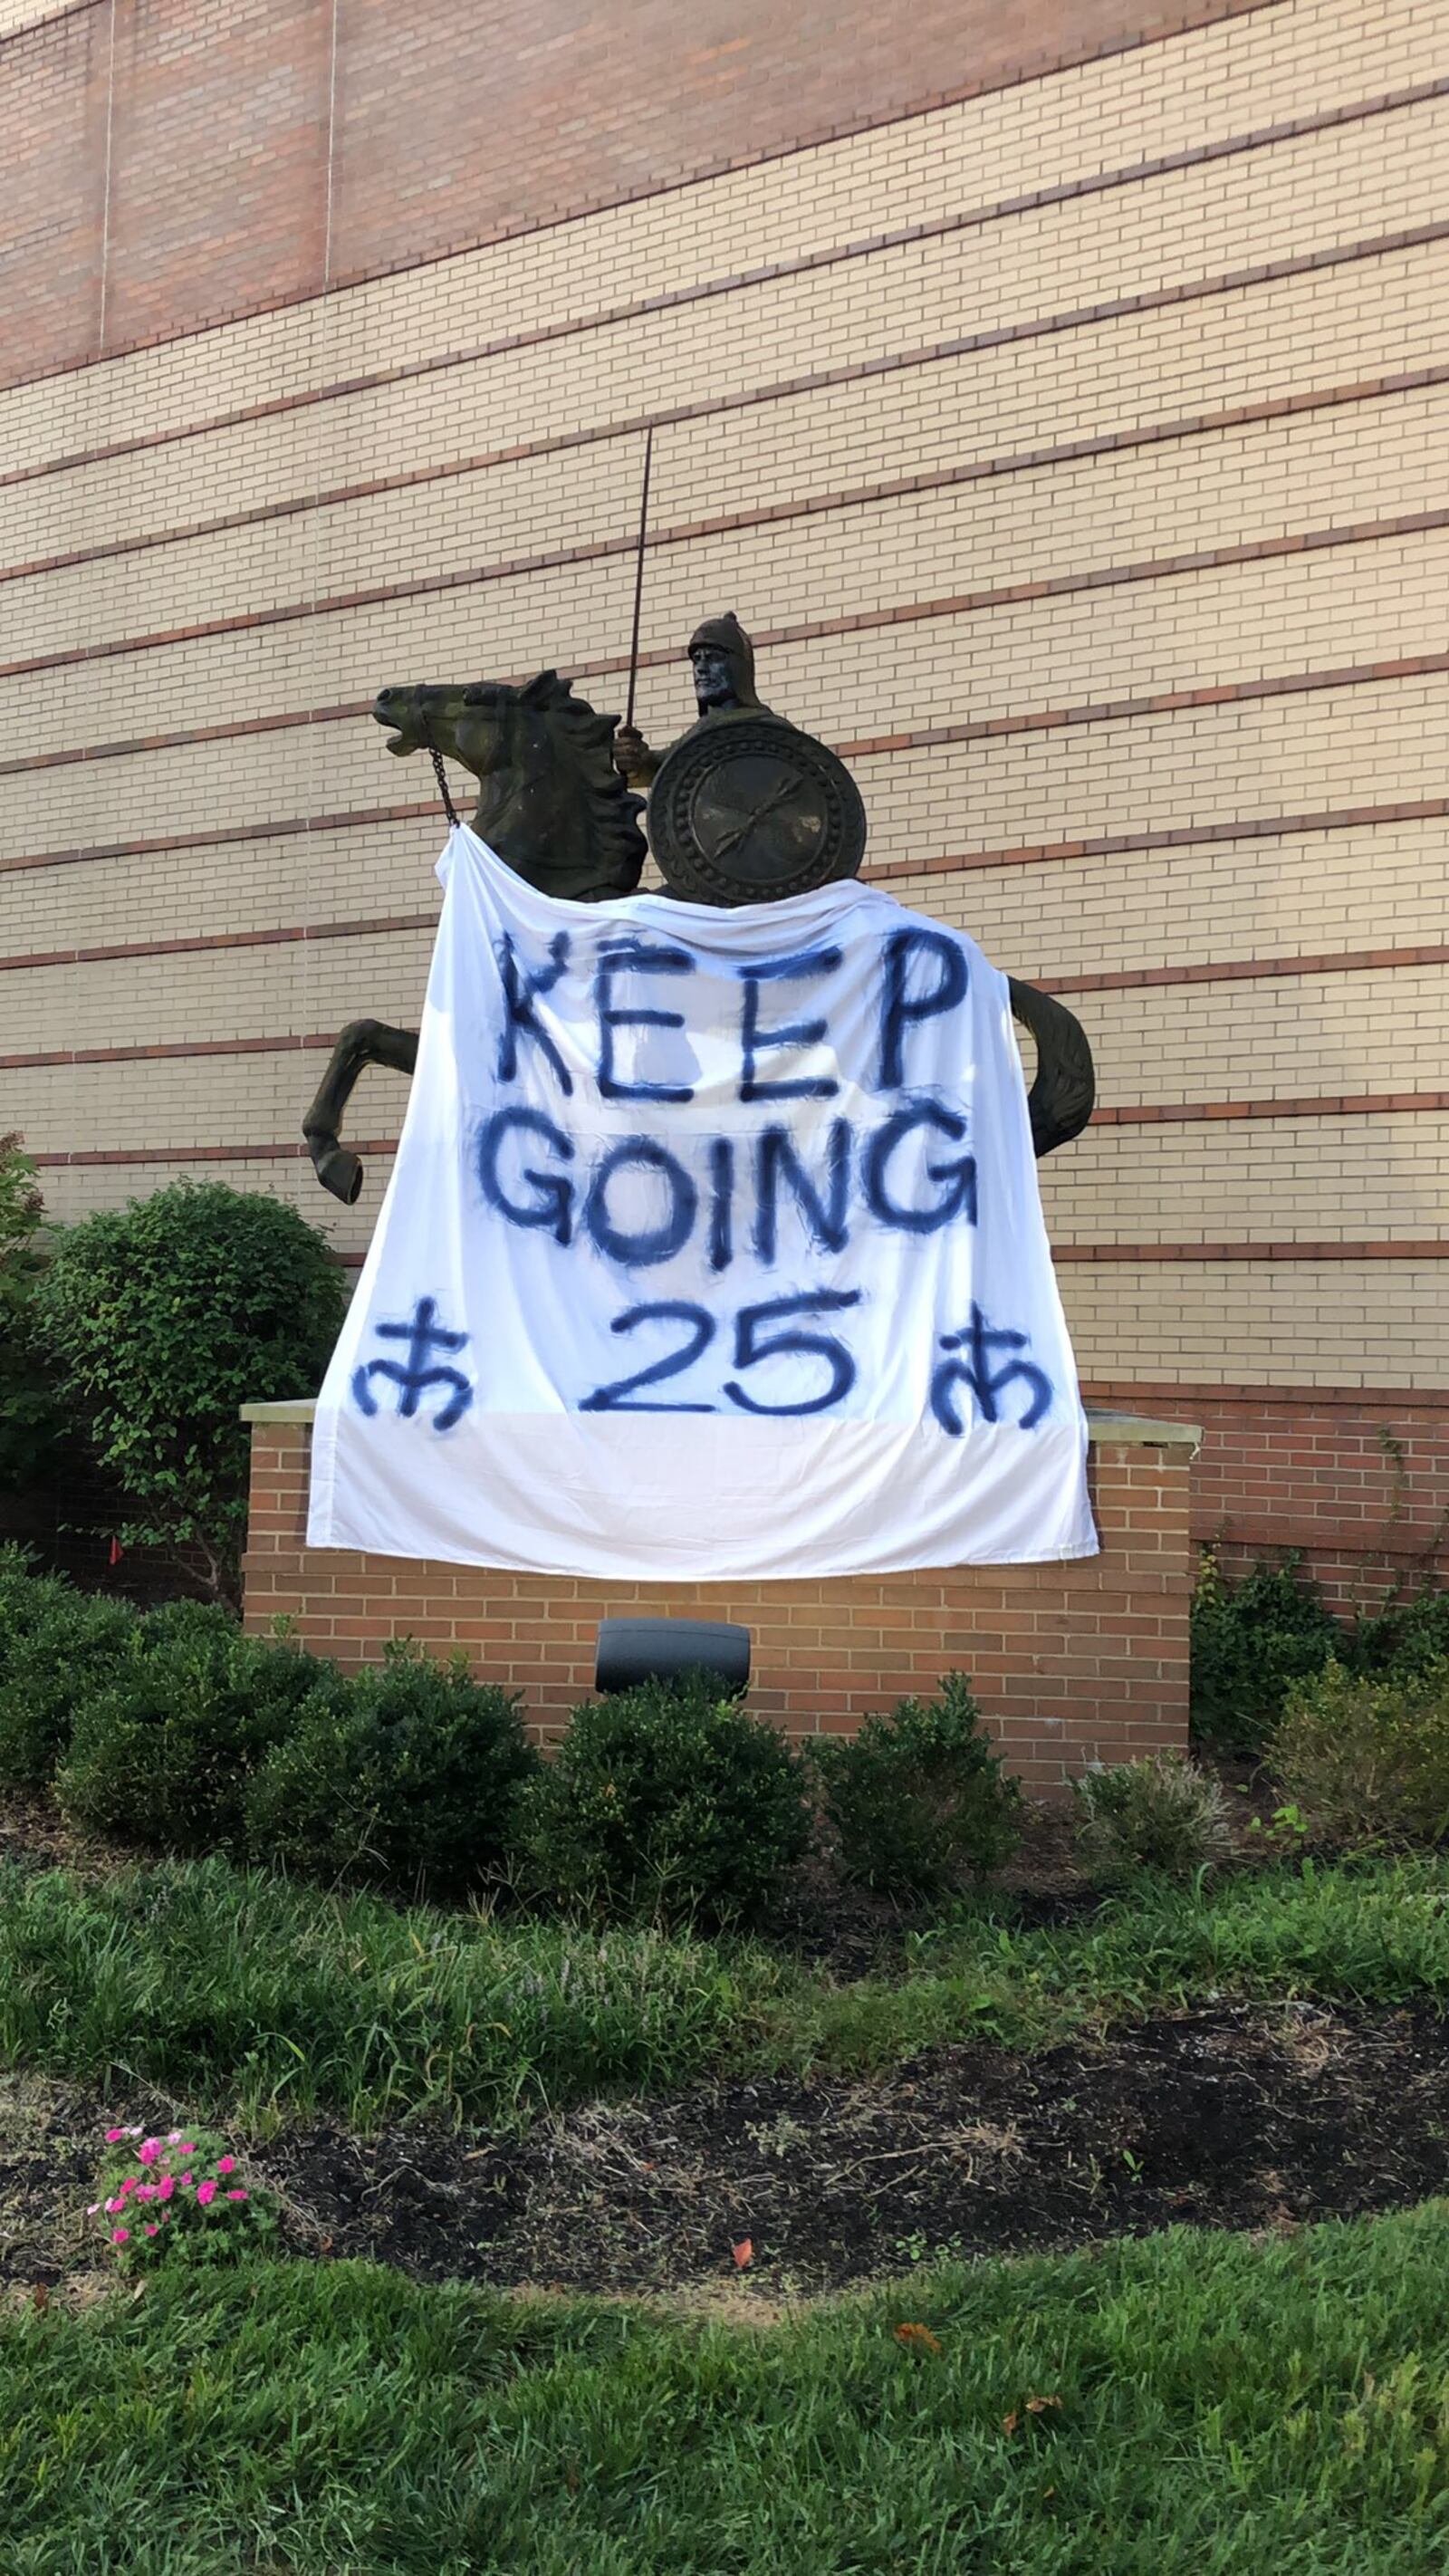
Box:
[302, 617, 1094, 1201]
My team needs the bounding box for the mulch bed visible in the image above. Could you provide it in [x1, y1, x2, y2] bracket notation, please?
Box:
[6, 2002, 1448, 2300]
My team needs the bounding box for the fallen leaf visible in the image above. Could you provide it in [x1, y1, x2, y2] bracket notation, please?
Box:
[1004, 2396, 1061, 2434]
[32, 2283, 48, 2313]
[893, 2322, 942, 2354]
[731, 2237, 753, 2269]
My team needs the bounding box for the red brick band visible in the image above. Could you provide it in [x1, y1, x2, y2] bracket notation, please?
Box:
[1082, 1380, 1449, 1407]
[5, 969, 1447, 1065]
[3, 206, 1441, 501]
[5, 792, 1445, 890]
[1097, 1091, 1449, 1125]
[0, 0, 1291, 407]
[3, 499, 1440, 709]
[1050, 946, 1449, 999]
[1055, 1241, 1448, 1262]
[840, 651, 1449, 760]
[1, 648, 1443, 859]
[6, 358, 1441, 603]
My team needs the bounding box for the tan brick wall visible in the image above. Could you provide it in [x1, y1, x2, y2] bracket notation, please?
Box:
[241, 1418, 1194, 1779]
[2, 0, 1445, 1598]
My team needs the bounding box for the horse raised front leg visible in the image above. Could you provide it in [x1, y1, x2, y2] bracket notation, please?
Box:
[302, 1018, 419, 1204]
[1006, 978, 1096, 1158]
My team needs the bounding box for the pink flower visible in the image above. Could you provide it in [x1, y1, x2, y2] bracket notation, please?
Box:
[176, 2143, 198, 2157]
[226, 2190, 249, 2203]
[179, 2175, 195, 2189]
[111, 2227, 130, 2244]
[86, 2202, 101, 2216]
[196, 2180, 217, 2206]
[138, 2139, 160, 2167]
[145, 2223, 159, 2237]
[134, 2184, 157, 2203]
[104, 2128, 127, 2144]
[167, 2130, 184, 2144]
[216, 2158, 235, 2176]
[158, 2175, 176, 2203]
[104, 2196, 124, 2215]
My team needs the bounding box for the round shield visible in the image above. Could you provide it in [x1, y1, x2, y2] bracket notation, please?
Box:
[648, 715, 867, 906]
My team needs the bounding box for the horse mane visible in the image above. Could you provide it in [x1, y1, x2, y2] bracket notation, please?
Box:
[513, 669, 648, 880]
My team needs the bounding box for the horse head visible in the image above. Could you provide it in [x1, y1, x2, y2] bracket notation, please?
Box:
[371, 672, 646, 902]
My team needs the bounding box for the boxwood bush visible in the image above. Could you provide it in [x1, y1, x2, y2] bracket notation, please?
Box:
[0, 1548, 138, 1789]
[516, 1672, 811, 1927]
[56, 1605, 335, 1854]
[245, 1645, 535, 1898]
[813, 1673, 1022, 1896]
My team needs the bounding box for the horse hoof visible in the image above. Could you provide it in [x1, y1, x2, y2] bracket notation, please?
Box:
[315, 1145, 364, 1205]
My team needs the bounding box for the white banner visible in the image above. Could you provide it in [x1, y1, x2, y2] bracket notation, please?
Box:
[308, 826, 1096, 1578]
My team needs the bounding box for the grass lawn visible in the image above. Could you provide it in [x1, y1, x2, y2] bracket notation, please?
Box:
[5, 1848, 1449, 2568]
[5, 2207, 1449, 2572]
[2, 1849, 1449, 2129]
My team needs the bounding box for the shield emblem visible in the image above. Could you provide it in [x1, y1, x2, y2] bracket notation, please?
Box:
[648, 715, 868, 905]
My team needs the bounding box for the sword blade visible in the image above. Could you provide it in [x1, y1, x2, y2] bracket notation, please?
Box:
[624, 424, 654, 734]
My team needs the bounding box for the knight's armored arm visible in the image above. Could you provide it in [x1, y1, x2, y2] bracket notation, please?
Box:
[1006, 977, 1096, 1159]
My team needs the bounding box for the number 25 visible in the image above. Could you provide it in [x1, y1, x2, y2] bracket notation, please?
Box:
[581, 1291, 861, 1417]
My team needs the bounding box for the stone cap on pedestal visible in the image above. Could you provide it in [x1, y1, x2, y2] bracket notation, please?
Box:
[240, 1398, 1202, 1449]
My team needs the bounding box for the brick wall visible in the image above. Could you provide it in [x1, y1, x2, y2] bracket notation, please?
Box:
[1084, 1386, 1449, 1609]
[0, 0, 1276, 382]
[241, 1411, 1195, 1783]
[0, 0, 1444, 1603]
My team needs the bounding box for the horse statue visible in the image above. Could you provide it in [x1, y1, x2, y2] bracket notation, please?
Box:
[302, 671, 1094, 1203]
[302, 672, 647, 1202]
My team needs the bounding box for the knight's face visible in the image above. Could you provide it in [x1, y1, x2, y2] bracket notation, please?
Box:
[690, 646, 735, 712]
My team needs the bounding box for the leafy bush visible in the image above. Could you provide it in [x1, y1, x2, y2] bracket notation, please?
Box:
[0, 1556, 138, 1788]
[1269, 1660, 1449, 1848]
[0, 1134, 68, 1494]
[1189, 1547, 1340, 1754]
[814, 1674, 1022, 1896]
[1347, 1583, 1449, 1685]
[1073, 1751, 1234, 1886]
[516, 1673, 811, 1927]
[57, 1608, 335, 1853]
[245, 1644, 535, 1898]
[36, 1182, 346, 1600]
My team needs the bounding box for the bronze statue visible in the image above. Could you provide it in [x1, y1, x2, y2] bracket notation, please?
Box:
[302, 622, 1094, 1202]
[612, 610, 772, 784]
[302, 671, 644, 1202]
[615, 613, 868, 908]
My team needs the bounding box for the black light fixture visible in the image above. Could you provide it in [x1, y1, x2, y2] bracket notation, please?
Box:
[593, 1616, 751, 1696]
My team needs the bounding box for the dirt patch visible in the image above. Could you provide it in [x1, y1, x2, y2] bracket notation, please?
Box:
[6, 2003, 1448, 2300]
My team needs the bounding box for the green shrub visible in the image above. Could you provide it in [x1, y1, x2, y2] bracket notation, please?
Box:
[36, 1183, 346, 1600]
[517, 1673, 811, 1927]
[814, 1674, 1022, 1896]
[1347, 1583, 1449, 1685]
[1269, 1659, 1449, 1848]
[1189, 1546, 1340, 1754]
[0, 1134, 67, 1495]
[57, 1609, 335, 1854]
[0, 1560, 138, 1788]
[1073, 1751, 1234, 1887]
[245, 1645, 535, 1898]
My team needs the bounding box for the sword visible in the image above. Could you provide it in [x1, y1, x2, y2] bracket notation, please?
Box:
[623, 424, 654, 735]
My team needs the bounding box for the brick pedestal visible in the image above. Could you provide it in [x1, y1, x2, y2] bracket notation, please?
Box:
[240, 1406, 1197, 1791]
